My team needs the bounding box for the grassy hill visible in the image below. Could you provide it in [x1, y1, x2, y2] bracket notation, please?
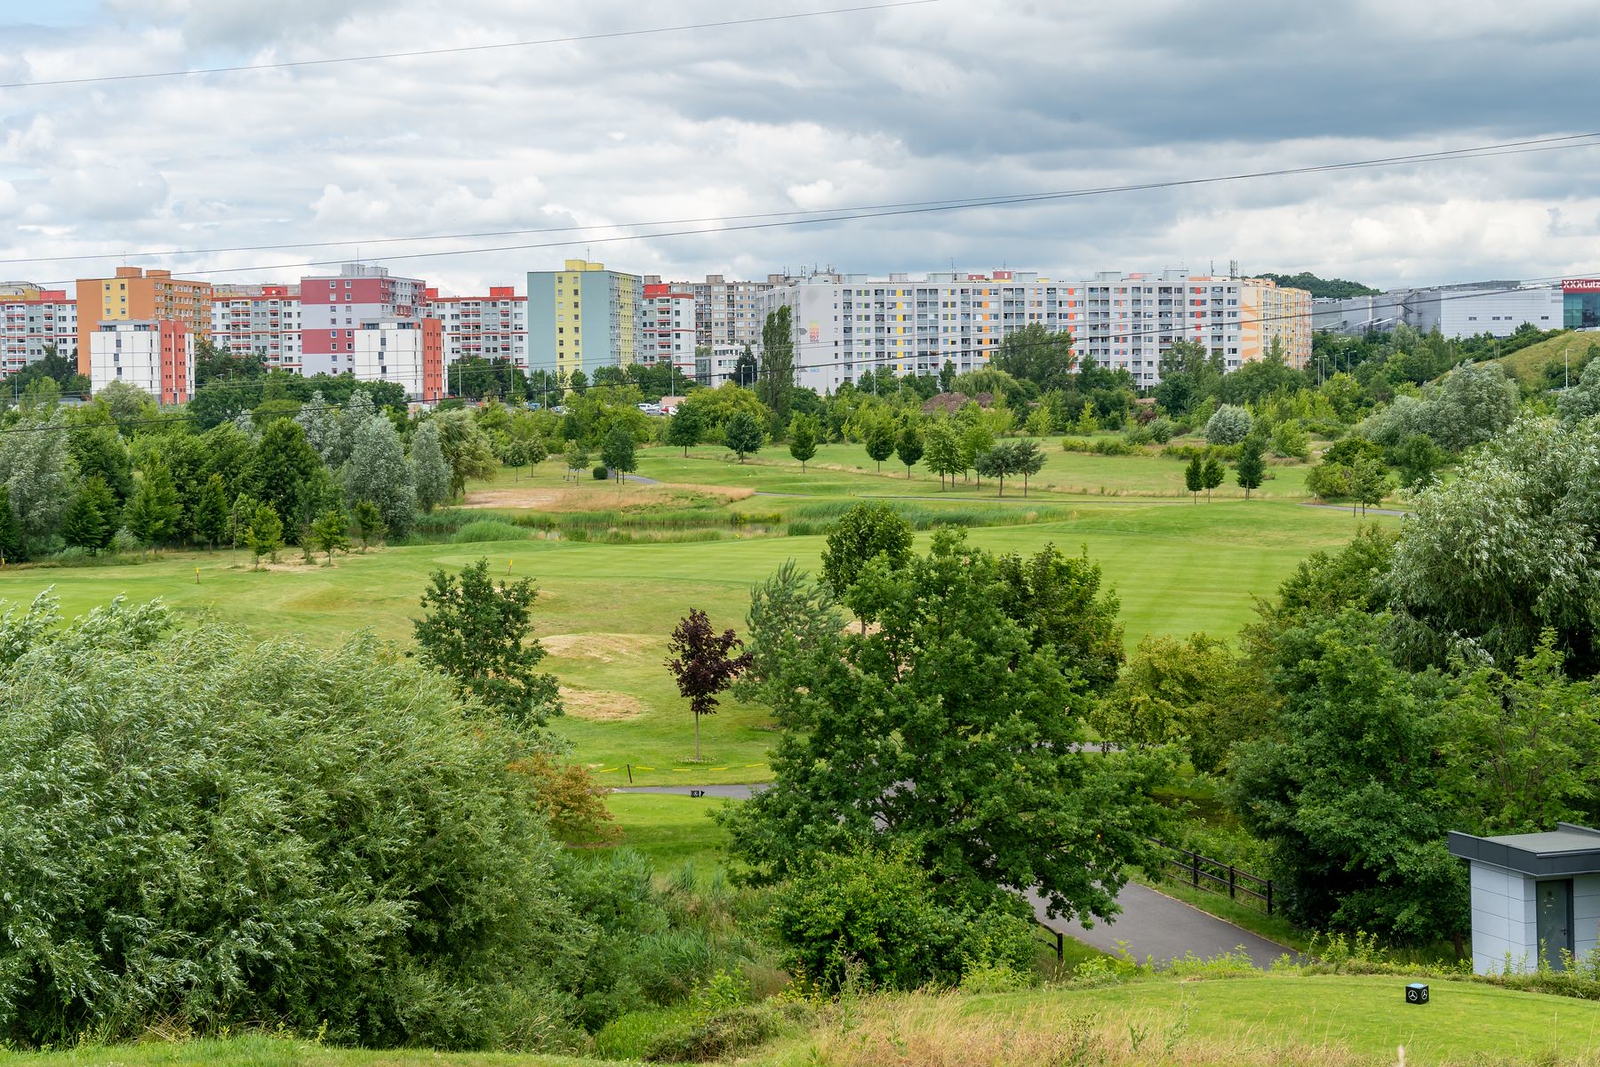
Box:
[1487, 330, 1600, 388]
[4, 972, 1596, 1066]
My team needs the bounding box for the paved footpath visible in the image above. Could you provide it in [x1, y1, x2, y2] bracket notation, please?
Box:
[1032, 883, 1295, 970]
[618, 784, 1292, 970]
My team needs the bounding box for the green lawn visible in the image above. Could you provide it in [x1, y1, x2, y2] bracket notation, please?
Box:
[0, 469, 1390, 784]
[603, 793, 733, 870]
[4, 974, 1595, 1066]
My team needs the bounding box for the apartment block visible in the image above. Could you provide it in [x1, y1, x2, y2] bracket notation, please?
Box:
[642, 273, 778, 349]
[350, 318, 444, 402]
[756, 269, 1070, 393]
[527, 260, 643, 380]
[641, 283, 696, 381]
[1064, 271, 1312, 384]
[75, 268, 212, 377]
[421, 286, 527, 368]
[300, 263, 426, 378]
[1, 282, 78, 375]
[88, 319, 194, 404]
[210, 283, 302, 370]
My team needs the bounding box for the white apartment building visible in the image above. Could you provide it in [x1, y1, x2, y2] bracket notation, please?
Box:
[210, 284, 302, 370]
[757, 269, 1069, 393]
[351, 319, 444, 402]
[88, 320, 194, 404]
[1064, 271, 1312, 384]
[641, 285, 697, 380]
[0, 283, 78, 374]
[421, 286, 528, 368]
[643, 273, 779, 350]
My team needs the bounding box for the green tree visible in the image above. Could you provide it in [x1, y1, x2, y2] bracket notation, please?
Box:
[0, 593, 588, 1049]
[1183, 454, 1204, 503]
[562, 443, 590, 482]
[1014, 438, 1045, 496]
[310, 507, 351, 564]
[720, 530, 1170, 927]
[342, 413, 416, 539]
[975, 440, 1022, 496]
[1235, 435, 1266, 499]
[0, 409, 71, 552]
[959, 421, 994, 485]
[249, 418, 322, 538]
[1558, 355, 1600, 425]
[1390, 433, 1446, 490]
[433, 409, 499, 500]
[245, 502, 284, 568]
[1201, 453, 1225, 502]
[191, 473, 228, 548]
[863, 419, 896, 473]
[352, 500, 386, 551]
[1092, 632, 1242, 773]
[723, 411, 765, 463]
[819, 501, 913, 602]
[66, 424, 132, 504]
[1204, 404, 1253, 445]
[922, 420, 961, 489]
[663, 405, 704, 457]
[61, 476, 118, 554]
[991, 322, 1076, 393]
[413, 558, 562, 728]
[600, 425, 637, 483]
[409, 419, 451, 513]
[1350, 454, 1391, 515]
[124, 454, 182, 547]
[787, 413, 818, 471]
[1270, 420, 1311, 460]
[665, 608, 753, 761]
[894, 420, 923, 478]
[0, 485, 23, 562]
[756, 305, 795, 425]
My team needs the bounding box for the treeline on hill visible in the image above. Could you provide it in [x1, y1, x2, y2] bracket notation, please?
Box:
[1257, 271, 1380, 299]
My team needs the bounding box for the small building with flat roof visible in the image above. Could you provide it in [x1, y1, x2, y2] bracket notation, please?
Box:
[1448, 823, 1600, 973]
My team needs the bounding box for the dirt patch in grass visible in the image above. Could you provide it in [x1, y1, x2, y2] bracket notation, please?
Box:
[561, 685, 645, 722]
[545, 632, 662, 661]
[462, 484, 753, 511]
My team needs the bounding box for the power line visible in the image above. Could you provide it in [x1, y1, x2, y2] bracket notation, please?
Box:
[18, 132, 1600, 286]
[0, 1, 941, 90]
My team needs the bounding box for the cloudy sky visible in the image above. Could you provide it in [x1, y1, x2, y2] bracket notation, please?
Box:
[3, 0, 1599, 297]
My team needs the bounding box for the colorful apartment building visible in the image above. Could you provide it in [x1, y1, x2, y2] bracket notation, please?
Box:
[299, 264, 426, 378]
[1064, 271, 1312, 382]
[1, 282, 78, 375]
[88, 319, 194, 404]
[351, 318, 444, 402]
[526, 260, 643, 381]
[210, 283, 302, 370]
[641, 273, 779, 349]
[421, 286, 527, 368]
[74, 268, 212, 377]
[757, 269, 1071, 393]
[641, 284, 696, 381]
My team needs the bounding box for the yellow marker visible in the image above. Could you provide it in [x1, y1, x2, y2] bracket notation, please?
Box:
[195, 566, 201, 584]
[633, 766, 654, 772]
[507, 559, 513, 574]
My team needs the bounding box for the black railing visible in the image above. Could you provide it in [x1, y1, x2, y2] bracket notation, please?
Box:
[1151, 839, 1274, 915]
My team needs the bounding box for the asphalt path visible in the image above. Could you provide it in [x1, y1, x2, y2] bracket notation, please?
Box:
[616, 783, 1291, 969]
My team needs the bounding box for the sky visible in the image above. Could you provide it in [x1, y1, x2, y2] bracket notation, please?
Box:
[2, 0, 1599, 298]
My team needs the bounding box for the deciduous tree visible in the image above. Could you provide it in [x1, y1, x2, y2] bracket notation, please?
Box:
[723, 411, 765, 463]
[787, 413, 818, 471]
[665, 608, 752, 761]
[413, 558, 562, 728]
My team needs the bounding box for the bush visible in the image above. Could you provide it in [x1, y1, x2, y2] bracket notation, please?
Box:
[1204, 404, 1253, 445]
[771, 845, 1035, 992]
[451, 518, 532, 543]
[1146, 417, 1176, 444]
[1091, 437, 1135, 456]
[0, 593, 591, 1050]
[593, 463, 610, 480]
[1270, 420, 1312, 460]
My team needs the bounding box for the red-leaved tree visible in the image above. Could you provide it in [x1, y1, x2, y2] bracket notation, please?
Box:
[666, 608, 753, 761]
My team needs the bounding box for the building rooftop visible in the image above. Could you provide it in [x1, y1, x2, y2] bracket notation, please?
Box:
[1448, 823, 1600, 876]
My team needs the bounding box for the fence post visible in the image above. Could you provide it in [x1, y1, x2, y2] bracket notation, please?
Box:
[1266, 881, 1273, 916]
[1228, 865, 1236, 901]
[1055, 929, 1064, 962]
[1191, 850, 1199, 888]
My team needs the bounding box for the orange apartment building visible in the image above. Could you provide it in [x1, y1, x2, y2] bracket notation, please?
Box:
[75, 267, 212, 376]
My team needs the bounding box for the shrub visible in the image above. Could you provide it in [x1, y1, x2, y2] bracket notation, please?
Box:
[593, 463, 610, 480]
[1091, 437, 1135, 456]
[1146, 417, 1176, 444]
[1204, 404, 1253, 445]
[1270, 420, 1312, 460]
[0, 593, 590, 1050]
[770, 845, 1035, 992]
